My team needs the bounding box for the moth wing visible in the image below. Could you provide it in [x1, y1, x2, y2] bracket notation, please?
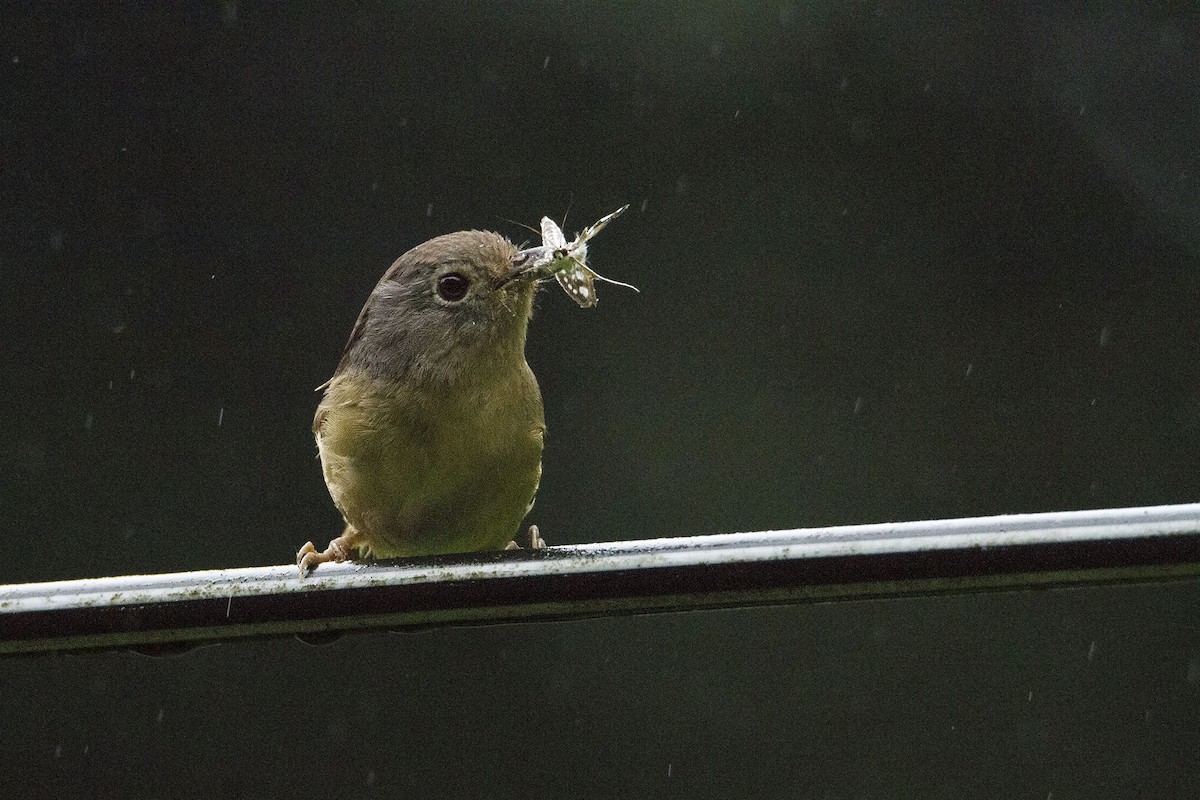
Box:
[555, 260, 599, 308]
[579, 204, 629, 242]
[540, 217, 568, 250]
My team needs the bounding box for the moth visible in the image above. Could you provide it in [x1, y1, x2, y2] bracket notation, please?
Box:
[507, 204, 638, 308]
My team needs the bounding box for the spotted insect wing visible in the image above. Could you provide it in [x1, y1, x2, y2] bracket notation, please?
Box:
[555, 259, 599, 308]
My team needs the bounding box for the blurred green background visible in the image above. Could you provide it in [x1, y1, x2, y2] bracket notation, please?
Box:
[2, 4, 1198, 798]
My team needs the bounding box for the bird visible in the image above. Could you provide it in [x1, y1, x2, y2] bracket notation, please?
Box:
[297, 229, 547, 575]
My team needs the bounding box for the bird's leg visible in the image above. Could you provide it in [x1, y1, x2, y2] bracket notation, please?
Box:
[506, 524, 546, 551]
[297, 525, 365, 576]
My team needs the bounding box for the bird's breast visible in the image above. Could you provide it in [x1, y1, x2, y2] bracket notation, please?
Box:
[315, 365, 544, 557]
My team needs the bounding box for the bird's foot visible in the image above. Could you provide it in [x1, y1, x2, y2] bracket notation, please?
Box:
[297, 534, 355, 577]
[506, 524, 546, 551]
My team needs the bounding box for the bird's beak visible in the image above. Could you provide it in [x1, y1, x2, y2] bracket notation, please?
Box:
[496, 245, 554, 289]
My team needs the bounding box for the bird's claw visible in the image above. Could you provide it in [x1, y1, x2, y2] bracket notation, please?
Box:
[296, 536, 353, 577]
[506, 524, 546, 551]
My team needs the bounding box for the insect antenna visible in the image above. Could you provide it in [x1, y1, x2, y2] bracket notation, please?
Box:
[495, 215, 541, 238]
[560, 193, 575, 231]
[567, 255, 640, 292]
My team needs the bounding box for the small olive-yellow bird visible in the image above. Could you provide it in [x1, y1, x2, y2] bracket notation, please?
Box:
[297, 230, 546, 574]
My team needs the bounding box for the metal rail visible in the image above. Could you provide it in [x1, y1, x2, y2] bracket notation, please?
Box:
[3, 503, 1199, 656]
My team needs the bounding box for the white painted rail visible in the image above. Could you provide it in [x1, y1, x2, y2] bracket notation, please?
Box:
[3, 503, 1199, 656]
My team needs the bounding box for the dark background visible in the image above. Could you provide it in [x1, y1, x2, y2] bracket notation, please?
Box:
[2, 4, 1198, 798]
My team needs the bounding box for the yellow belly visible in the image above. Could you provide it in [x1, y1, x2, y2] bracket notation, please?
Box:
[315, 366, 545, 557]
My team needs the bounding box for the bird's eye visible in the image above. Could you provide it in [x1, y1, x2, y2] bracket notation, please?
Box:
[436, 272, 471, 302]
